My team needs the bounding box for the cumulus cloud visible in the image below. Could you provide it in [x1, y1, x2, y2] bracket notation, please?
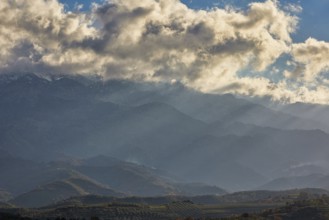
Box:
[0, 0, 96, 73]
[287, 38, 329, 82]
[0, 0, 328, 103]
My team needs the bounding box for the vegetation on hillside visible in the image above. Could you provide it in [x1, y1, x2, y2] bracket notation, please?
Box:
[2, 191, 329, 220]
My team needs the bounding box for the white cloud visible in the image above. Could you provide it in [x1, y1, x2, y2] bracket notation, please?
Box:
[289, 38, 329, 82]
[0, 0, 97, 72]
[0, 0, 329, 104]
[283, 3, 303, 14]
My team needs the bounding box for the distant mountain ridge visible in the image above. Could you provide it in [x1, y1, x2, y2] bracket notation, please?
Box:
[0, 153, 226, 208]
[50, 188, 329, 208]
[10, 176, 124, 208]
[1, 73, 329, 197]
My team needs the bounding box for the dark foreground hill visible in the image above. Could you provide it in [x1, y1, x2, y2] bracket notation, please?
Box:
[1, 188, 328, 220]
[226, 197, 329, 220]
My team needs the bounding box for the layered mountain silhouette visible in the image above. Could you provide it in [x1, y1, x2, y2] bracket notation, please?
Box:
[0, 153, 225, 207]
[1, 73, 329, 206]
[10, 176, 123, 208]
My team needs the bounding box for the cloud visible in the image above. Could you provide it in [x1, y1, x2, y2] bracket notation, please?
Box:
[0, 0, 329, 103]
[0, 0, 96, 73]
[287, 38, 329, 82]
[283, 3, 303, 14]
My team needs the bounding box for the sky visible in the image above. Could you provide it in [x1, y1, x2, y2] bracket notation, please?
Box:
[1, 0, 329, 104]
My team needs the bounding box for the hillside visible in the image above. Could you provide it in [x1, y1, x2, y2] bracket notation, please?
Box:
[0, 189, 11, 202]
[3, 155, 226, 208]
[260, 174, 329, 191]
[10, 177, 124, 208]
[3, 189, 329, 220]
[52, 188, 328, 207]
[226, 196, 329, 220]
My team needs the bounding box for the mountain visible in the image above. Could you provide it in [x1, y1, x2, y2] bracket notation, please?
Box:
[0, 202, 14, 209]
[15, 180, 226, 208]
[93, 78, 329, 132]
[0, 74, 207, 162]
[0, 77, 124, 159]
[1, 74, 329, 193]
[259, 174, 329, 191]
[60, 155, 227, 197]
[259, 174, 326, 191]
[172, 183, 226, 197]
[0, 153, 46, 196]
[1, 154, 226, 208]
[278, 102, 329, 127]
[0, 189, 11, 202]
[10, 176, 124, 208]
[6, 189, 329, 219]
[161, 134, 269, 191]
[71, 156, 185, 196]
[51, 188, 329, 208]
[207, 122, 329, 178]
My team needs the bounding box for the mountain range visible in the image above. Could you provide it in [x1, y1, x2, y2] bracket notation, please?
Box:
[1, 73, 329, 207]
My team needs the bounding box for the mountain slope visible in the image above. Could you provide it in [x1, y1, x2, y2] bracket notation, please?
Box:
[0, 189, 12, 202]
[93, 78, 329, 132]
[279, 102, 329, 127]
[69, 156, 227, 197]
[11, 176, 124, 208]
[258, 174, 326, 191]
[0, 75, 207, 161]
[0, 154, 226, 202]
[258, 173, 329, 191]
